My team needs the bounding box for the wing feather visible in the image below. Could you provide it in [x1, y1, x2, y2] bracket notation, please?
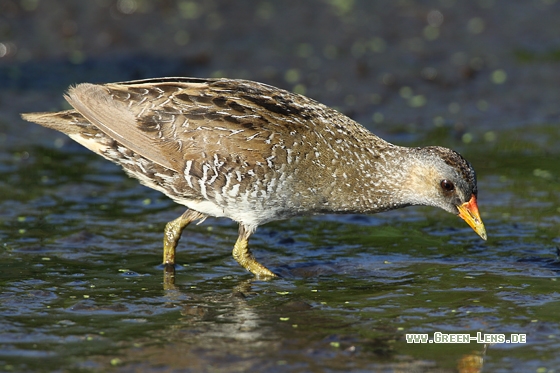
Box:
[65, 83, 179, 171]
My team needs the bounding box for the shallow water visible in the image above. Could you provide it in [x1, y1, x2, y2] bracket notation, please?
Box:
[0, 122, 559, 372]
[2, 0, 560, 371]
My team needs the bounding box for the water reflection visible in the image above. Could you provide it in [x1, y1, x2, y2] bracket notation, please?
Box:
[87, 277, 492, 372]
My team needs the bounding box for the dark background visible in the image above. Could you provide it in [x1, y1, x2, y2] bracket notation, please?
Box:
[2, 0, 560, 138]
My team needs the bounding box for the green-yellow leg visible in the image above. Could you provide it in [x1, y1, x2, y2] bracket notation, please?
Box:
[232, 224, 277, 278]
[162, 209, 205, 290]
[163, 209, 206, 266]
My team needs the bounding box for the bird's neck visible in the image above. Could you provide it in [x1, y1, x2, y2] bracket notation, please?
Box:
[313, 142, 416, 214]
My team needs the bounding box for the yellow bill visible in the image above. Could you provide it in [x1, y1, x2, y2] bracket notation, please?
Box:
[457, 195, 487, 240]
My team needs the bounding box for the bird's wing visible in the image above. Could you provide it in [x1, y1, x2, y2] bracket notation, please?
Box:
[65, 78, 332, 174]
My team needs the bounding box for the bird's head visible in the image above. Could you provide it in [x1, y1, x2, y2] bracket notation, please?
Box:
[405, 146, 487, 240]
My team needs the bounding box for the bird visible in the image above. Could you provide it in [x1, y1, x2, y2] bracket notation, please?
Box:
[22, 77, 487, 278]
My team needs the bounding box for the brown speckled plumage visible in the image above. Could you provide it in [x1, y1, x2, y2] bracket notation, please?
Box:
[22, 77, 486, 278]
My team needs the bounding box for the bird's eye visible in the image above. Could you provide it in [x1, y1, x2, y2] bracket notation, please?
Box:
[440, 179, 455, 192]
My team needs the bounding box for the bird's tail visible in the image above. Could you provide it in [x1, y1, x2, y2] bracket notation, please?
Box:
[21, 110, 88, 135]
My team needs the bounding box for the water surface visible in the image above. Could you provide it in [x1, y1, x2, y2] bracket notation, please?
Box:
[1, 124, 559, 372]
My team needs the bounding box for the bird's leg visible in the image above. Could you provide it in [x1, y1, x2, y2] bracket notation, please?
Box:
[232, 224, 277, 278]
[163, 209, 206, 266]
